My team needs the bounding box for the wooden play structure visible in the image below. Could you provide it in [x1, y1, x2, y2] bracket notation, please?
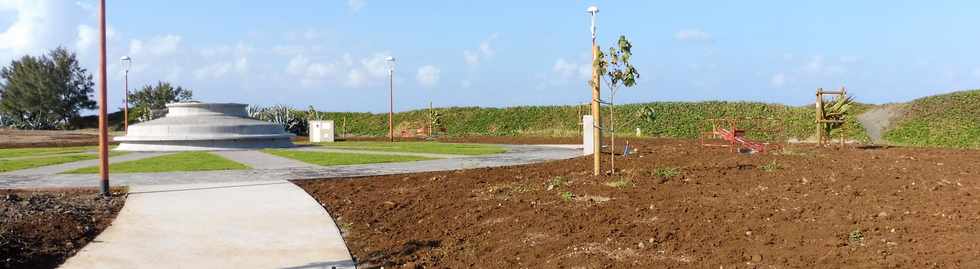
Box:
[701, 117, 783, 154]
[815, 87, 849, 146]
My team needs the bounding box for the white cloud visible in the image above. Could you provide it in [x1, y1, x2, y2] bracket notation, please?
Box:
[460, 79, 472, 89]
[770, 73, 786, 87]
[552, 58, 591, 80]
[462, 33, 499, 67]
[463, 50, 480, 66]
[417, 65, 440, 87]
[348, 0, 366, 12]
[345, 69, 367, 88]
[675, 29, 712, 42]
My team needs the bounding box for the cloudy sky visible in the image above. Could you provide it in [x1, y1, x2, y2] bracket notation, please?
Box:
[2, 1, 980, 113]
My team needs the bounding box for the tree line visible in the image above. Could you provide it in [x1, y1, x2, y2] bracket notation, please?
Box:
[0, 47, 193, 130]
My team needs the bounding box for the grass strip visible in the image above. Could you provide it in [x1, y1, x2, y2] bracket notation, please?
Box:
[65, 152, 248, 174]
[316, 141, 506, 156]
[262, 149, 435, 166]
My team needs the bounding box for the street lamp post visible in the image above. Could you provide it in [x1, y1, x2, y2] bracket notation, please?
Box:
[386, 56, 396, 142]
[120, 56, 132, 132]
[98, 0, 110, 195]
[587, 5, 601, 176]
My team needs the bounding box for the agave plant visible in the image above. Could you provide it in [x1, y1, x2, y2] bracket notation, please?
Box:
[821, 92, 854, 136]
[250, 104, 310, 136]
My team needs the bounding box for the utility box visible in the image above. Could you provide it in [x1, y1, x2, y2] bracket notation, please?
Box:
[309, 120, 335, 143]
[583, 115, 594, 156]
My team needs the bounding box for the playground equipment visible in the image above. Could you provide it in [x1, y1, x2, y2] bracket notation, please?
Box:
[701, 117, 783, 154]
[815, 87, 851, 146]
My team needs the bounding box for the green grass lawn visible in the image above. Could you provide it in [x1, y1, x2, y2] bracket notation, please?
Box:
[315, 141, 507, 156]
[0, 146, 94, 159]
[0, 154, 99, 173]
[262, 149, 435, 166]
[65, 152, 248, 174]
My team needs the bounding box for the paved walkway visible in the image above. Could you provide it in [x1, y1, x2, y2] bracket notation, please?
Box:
[212, 150, 318, 169]
[60, 181, 355, 269]
[0, 145, 582, 188]
[0, 144, 582, 268]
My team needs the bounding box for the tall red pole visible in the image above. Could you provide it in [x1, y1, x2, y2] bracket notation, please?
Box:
[98, 0, 110, 195]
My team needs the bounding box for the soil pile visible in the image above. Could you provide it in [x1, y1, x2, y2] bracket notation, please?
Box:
[298, 138, 980, 268]
[1, 189, 125, 269]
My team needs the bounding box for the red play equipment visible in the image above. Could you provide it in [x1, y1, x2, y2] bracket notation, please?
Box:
[700, 118, 782, 154]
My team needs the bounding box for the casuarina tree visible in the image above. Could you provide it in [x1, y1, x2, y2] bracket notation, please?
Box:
[0, 47, 96, 129]
[128, 81, 193, 122]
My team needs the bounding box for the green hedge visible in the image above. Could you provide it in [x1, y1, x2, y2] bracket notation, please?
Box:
[884, 90, 980, 148]
[317, 101, 870, 142]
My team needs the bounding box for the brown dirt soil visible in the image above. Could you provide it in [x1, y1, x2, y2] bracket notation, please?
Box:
[0, 188, 125, 269]
[0, 129, 101, 149]
[297, 138, 980, 268]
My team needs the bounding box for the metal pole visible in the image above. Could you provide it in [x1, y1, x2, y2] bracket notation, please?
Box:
[98, 0, 110, 196]
[589, 7, 601, 176]
[123, 69, 128, 132]
[388, 69, 394, 142]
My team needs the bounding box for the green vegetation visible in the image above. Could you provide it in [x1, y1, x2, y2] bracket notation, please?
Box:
[654, 167, 680, 178]
[760, 161, 783, 172]
[262, 149, 434, 166]
[884, 90, 980, 148]
[560, 191, 575, 201]
[0, 154, 97, 173]
[310, 101, 869, 142]
[127, 81, 193, 122]
[0, 147, 130, 173]
[0, 146, 93, 159]
[604, 178, 633, 188]
[545, 176, 567, 191]
[66, 152, 247, 174]
[316, 141, 507, 156]
[0, 47, 96, 129]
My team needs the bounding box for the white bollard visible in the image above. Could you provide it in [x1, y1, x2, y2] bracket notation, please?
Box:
[583, 115, 594, 155]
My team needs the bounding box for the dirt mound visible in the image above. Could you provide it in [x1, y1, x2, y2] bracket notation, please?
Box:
[1, 188, 125, 269]
[856, 105, 906, 144]
[298, 138, 980, 268]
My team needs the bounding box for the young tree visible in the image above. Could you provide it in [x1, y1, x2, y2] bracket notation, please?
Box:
[128, 81, 193, 122]
[594, 36, 640, 173]
[0, 47, 96, 129]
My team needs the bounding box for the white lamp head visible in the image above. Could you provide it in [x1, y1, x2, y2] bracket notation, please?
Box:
[586, 6, 598, 14]
[120, 56, 131, 61]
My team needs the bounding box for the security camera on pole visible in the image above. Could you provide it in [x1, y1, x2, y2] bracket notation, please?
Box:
[587, 5, 601, 176]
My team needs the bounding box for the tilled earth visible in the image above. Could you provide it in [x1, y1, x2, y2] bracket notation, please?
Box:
[297, 138, 980, 268]
[0, 189, 125, 269]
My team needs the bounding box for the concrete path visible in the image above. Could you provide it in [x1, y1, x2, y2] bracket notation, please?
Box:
[212, 150, 318, 169]
[299, 147, 466, 159]
[61, 180, 354, 269]
[3, 152, 170, 177]
[0, 145, 582, 189]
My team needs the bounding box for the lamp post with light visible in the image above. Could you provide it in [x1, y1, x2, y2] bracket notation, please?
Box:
[120, 56, 132, 132]
[587, 5, 601, 176]
[386, 56, 396, 142]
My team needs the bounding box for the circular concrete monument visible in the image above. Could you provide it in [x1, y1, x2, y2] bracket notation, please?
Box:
[115, 102, 295, 151]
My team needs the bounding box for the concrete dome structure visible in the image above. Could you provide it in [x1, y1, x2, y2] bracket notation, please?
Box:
[115, 102, 294, 151]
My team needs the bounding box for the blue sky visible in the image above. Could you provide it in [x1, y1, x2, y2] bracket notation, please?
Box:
[2, 1, 980, 112]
